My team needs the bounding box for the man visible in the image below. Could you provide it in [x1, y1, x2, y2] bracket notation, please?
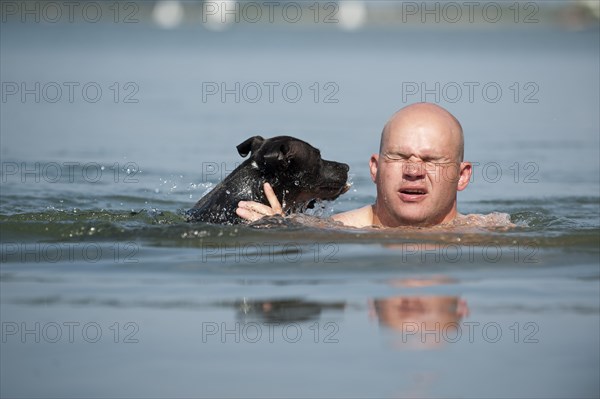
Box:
[236, 102, 473, 228]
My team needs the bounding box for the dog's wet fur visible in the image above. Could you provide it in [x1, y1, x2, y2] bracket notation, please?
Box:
[186, 135, 349, 224]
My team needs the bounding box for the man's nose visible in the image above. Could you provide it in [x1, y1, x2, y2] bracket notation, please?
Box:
[402, 161, 426, 179]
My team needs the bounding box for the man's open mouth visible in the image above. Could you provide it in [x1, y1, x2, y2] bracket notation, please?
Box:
[399, 188, 427, 195]
[398, 187, 428, 202]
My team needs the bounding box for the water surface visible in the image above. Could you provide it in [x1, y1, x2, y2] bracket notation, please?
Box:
[1, 16, 599, 399]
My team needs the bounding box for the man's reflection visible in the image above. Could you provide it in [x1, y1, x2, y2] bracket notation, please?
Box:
[370, 295, 469, 349]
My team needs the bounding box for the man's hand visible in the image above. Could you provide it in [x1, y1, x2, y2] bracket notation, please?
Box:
[236, 182, 284, 222]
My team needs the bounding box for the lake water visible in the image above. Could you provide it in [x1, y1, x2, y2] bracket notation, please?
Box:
[1, 9, 599, 399]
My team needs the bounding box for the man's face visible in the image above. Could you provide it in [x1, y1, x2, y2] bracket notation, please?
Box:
[370, 112, 471, 227]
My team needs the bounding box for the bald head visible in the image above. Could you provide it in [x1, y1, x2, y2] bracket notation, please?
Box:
[380, 103, 464, 162]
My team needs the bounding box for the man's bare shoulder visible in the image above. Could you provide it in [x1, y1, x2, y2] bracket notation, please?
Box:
[331, 205, 375, 228]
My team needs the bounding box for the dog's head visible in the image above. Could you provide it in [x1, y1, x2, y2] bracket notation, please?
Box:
[237, 135, 350, 208]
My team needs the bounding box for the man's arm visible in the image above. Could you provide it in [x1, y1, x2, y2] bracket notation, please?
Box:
[236, 183, 375, 228]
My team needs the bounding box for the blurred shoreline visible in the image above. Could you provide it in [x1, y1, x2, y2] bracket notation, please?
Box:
[1, 0, 599, 31]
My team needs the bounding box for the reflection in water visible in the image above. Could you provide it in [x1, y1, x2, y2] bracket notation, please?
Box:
[232, 277, 468, 351]
[234, 298, 345, 323]
[371, 295, 469, 349]
[369, 275, 469, 349]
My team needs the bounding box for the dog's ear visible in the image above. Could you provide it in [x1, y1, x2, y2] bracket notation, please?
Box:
[262, 142, 290, 169]
[237, 136, 264, 158]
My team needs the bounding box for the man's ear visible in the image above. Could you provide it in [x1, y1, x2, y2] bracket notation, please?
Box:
[237, 136, 264, 157]
[457, 162, 472, 191]
[369, 154, 379, 183]
[261, 142, 290, 169]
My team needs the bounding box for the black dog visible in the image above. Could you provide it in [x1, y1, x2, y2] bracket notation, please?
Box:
[186, 135, 349, 224]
